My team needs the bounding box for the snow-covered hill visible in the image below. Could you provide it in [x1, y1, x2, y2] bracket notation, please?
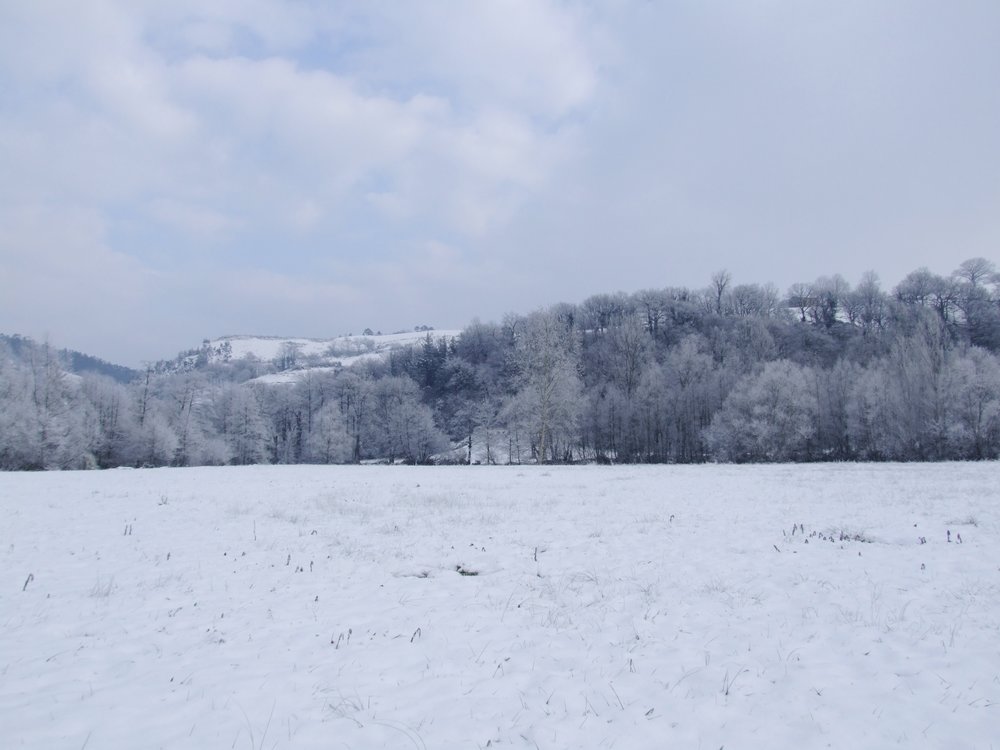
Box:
[167, 329, 462, 381]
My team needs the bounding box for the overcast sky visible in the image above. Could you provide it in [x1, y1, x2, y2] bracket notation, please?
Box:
[2, 1, 998, 366]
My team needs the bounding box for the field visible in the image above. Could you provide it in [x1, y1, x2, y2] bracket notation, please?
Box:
[1, 463, 998, 749]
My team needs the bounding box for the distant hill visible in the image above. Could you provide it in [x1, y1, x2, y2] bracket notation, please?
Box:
[155, 328, 462, 382]
[0, 333, 139, 384]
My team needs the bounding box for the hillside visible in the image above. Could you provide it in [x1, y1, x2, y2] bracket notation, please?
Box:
[0, 333, 138, 384]
[159, 329, 462, 381]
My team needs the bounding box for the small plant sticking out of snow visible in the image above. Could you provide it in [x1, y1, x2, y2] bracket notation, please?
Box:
[721, 667, 748, 696]
[837, 530, 872, 543]
[90, 577, 116, 598]
[950, 515, 979, 527]
[805, 528, 873, 544]
[456, 565, 479, 576]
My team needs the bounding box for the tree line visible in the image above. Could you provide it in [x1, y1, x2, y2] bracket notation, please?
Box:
[2, 257, 999, 470]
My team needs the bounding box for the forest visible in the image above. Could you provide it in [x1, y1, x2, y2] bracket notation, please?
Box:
[2, 257, 999, 470]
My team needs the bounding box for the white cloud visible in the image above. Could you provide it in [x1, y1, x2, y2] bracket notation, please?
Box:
[174, 55, 424, 180]
[163, 48, 584, 236]
[146, 198, 242, 237]
[141, 0, 328, 55]
[223, 268, 361, 308]
[0, 203, 164, 361]
[86, 57, 198, 142]
[1, 1, 595, 244]
[288, 199, 324, 232]
[0, 204, 154, 302]
[362, 0, 598, 118]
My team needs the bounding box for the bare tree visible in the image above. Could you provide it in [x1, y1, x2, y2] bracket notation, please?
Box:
[787, 282, 813, 322]
[711, 269, 732, 315]
[953, 257, 997, 288]
[851, 271, 887, 335]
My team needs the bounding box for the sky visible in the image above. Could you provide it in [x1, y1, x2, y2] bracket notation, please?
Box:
[2, 1, 999, 367]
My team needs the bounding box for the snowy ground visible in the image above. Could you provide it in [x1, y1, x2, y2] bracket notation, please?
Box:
[2, 463, 998, 749]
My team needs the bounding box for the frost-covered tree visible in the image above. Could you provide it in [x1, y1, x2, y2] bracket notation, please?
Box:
[80, 374, 134, 467]
[662, 335, 720, 462]
[580, 315, 654, 461]
[953, 257, 997, 288]
[304, 402, 353, 463]
[846, 314, 951, 460]
[847, 271, 888, 335]
[707, 359, 819, 462]
[209, 384, 268, 465]
[810, 358, 859, 460]
[0, 344, 35, 469]
[505, 310, 583, 462]
[133, 407, 179, 467]
[729, 283, 780, 318]
[943, 347, 1000, 459]
[711, 317, 776, 375]
[18, 342, 91, 469]
[160, 372, 228, 466]
[950, 258, 1000, 350]
[331, 371, 369, 463]
[366, 376, 447, 463]
[580, 293, 630, 333]
[259, 384, 303, 464]
[274, 341, 302, 371]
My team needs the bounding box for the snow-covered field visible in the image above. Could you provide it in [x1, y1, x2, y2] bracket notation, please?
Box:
[2, 463, 997, 749]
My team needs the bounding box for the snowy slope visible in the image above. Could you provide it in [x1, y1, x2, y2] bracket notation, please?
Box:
[191, 330, 461, 383]
[250, 365, 342, 385]
[210, 330, 460, 362]
[2, 463, 998, 749]
[214, 335, 334, 361]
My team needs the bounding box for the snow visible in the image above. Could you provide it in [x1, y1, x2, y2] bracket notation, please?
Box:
[2, 463, 998, 749]
[214, 336, 333, 362]
[204, 330, 462, 384]
[250, 366, 342, 386]
[211, 330, 462, 364]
